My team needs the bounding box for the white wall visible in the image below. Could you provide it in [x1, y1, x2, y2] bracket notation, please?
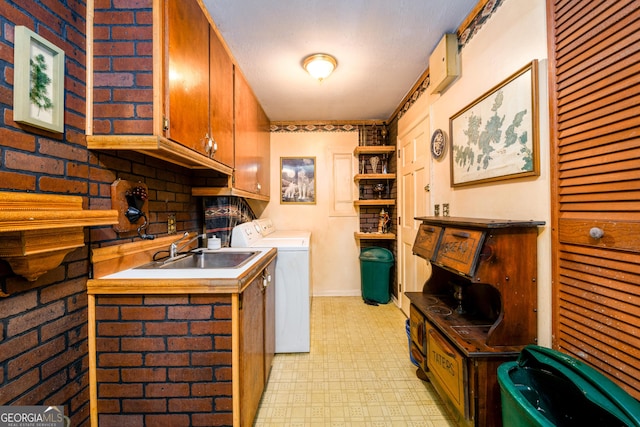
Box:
[261, 131, 362, 296]
[406, 0, 552, 345]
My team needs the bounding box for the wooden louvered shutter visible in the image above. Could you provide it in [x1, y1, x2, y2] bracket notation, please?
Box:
[548, 0, 640, 399]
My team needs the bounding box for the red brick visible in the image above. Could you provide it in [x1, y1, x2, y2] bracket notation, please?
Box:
[190, 320, 232, 335]
[121, 367, 166, 382]
[191, 382, 231, 397]
[40, 309, 86, 342]
[97, 398, 121, 414]
[214, 335, 232, 351]
[96, 337, 120, 353]
[167, 336, 212, 352]
[213, 305, 232, 320]
[168, 367, 213, 382]
[144, 383, 190, 397]
[214, 396, 233, 411]
[135, 104, 153, 118]
[145, 321, 188, 336]
[95, 306, 120, 320]
[214, 366, 232, 382]
[5, 150, 63, 174]
[120, 306, 166, 320]
[0, 126, 36, 151]
[113, 0, 153, 10]
[94, 11, 134, 25]
[94, 72, 134, 87]
[192, 412, 233, 427]
[97, 322, 142, 336]
[99, 352, 143, 367]
[0, 330, 38, 362]
[0, 369, 40, 406]
[135, 41, 153, 55]
[135, 72, 154, 87]
[38, 176, 88, 194]
[99, 383, 143, 398]
[7, 301, 65, 336]
[7, 336, 66, 380]
[168, 306, 211, 320]
[144, 415, 189, 426]
[168, 397, 213, 413]
[0, 171, 36, 191]
[112, 119, 153, 134]
[121, 337, 165, 351]
[122, 398, 166, 413]
[113, 88, 152, 102]
[111, 26, 152, 41]
[145, 352, 189, 367]
[114, 57, 152, 71]
[96, 368, 120, 383]
[97, 295, 143, 305]
[94, 103, 134, 118]
[98, 414, 143, 427]
[193, 351, 231, 367]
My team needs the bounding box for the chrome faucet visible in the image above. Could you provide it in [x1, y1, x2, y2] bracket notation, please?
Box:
[169, 232, 206, 258]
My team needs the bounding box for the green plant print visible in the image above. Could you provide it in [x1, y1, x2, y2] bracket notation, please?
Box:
[29, 53, 53, 112]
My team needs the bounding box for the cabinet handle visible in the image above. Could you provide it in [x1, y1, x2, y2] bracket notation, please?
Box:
[256, 182, 262, 191]
[428, 329, 457, 358]
[451, 231, 470, 239]
[589, 227, 604, 239]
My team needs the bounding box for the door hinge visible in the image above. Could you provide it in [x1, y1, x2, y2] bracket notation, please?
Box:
[162, 116, 169, 131]
[399, 283, 402, 292]
[398, 216, 401, 225]
[397, 149, 401, 158]
[238, 293, 243, 309]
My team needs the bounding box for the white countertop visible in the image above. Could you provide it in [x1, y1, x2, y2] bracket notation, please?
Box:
[100, 247, 273, 280]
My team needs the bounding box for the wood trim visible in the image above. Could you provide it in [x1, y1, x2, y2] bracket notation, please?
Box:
[88, 294, 98, 427]
[191, 187, 270, 202]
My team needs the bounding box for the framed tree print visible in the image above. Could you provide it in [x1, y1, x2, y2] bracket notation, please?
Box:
[450, 60, 539, 187]
[13, 26, 65, 133]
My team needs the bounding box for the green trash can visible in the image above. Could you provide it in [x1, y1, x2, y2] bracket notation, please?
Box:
[359, 247, 393, 304]
[498, 345, 640, 426]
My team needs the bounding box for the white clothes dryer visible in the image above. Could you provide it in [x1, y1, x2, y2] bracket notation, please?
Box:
[231, 220, 311, 353]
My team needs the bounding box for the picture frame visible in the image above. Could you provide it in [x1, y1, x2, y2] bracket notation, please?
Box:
[13, 26, 65, 133]
[449, 60, 539, 187]
[280, 157, 316, 204]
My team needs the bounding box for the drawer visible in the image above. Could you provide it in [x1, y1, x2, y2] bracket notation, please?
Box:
[410, 340, 427, 372]
[558, 219, 640, 253]
[434, 227, 485, 276]
[410, 304, 426, 355]
[413, 224, 443, 260]
[426, 322, 467, 418]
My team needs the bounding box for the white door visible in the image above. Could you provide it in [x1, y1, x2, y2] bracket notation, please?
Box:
[397, 116, 431, 316]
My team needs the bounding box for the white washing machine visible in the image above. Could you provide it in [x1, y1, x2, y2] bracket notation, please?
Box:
[231, 220, 311, 353]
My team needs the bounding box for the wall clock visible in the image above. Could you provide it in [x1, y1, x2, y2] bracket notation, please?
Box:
[431, 129, 446, 159]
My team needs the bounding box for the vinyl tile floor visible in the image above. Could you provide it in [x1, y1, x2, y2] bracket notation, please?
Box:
[254, 296, 456, 426]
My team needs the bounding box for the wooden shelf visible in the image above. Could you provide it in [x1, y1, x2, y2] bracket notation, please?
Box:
[354, 232, 395, 240]
[354, 173, 395, 181]
[0, 192, 118, 282]
[354, 199, 396, 206]
[354, 145, 395, 155]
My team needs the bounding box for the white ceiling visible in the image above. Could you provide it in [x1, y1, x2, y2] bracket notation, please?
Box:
[202, 0, 478, 122]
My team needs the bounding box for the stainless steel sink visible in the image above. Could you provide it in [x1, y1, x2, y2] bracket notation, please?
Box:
[134, 251, 260, 270]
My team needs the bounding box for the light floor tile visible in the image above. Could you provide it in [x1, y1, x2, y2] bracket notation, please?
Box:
[254, 296, 455, 426]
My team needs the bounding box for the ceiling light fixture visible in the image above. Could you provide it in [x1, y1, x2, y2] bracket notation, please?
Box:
[303, 53, 337, 82]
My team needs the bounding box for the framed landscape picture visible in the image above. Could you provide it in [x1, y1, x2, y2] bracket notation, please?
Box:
[13, 26, 65, 133]
[450, 60, 539, 187]
[280, 157, 316, 204]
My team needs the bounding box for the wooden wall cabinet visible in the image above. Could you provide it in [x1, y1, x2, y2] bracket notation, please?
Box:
[233, 72, 270, 199]
[165, 0, 234, 167]
[88, 0, 233, 174]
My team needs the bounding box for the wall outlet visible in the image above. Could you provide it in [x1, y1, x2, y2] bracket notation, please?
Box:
[167, 214, 176, 234]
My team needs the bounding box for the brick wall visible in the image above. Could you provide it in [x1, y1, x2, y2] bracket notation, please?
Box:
[0, 1, 202, 425]
[95, 294, 233, 427]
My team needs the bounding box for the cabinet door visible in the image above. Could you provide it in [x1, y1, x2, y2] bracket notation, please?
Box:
[263, 261, 276, 381]
[209, 28, 234, 167]
[239, 273, 265, 427]
[234, 72, 259, 193]
[166, 0, 209, 155]
[256, 102, 271, 196]
[549, 0, 640, 399]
